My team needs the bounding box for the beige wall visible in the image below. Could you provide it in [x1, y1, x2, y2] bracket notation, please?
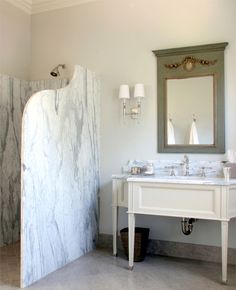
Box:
[29, 0, 236, 248]
[0, 0, 31, 79]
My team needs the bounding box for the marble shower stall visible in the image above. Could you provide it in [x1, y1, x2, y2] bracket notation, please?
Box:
[21, 66, 100, 287]
[0, 75, 67, 247]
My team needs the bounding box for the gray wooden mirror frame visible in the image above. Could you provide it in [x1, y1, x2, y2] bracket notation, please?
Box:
[153, 42, 228, 153]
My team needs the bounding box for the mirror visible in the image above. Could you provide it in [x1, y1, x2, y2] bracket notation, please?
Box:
[167, 76, 214, 145]
[153, 42, 228, 153]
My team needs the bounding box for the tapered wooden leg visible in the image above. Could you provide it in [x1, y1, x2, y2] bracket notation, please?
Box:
[221, 221, 228, 284]
[128, 213, 135, 270]
[112, 205, 118, 256]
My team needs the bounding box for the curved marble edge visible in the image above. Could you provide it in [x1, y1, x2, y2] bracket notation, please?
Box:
[21, 70, 76, 120]
[20, 64, 82, 215]
[20, 67, 75, 283]
[112, 174, 236, 186]
[20, 65, 100, 287]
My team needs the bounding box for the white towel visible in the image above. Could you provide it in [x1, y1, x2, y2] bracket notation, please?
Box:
[167, 120, 175, 144]
[189, 121, 199, 144]
[227, 149, 236, 162]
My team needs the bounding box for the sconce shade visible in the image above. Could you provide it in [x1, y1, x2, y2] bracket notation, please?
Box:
[134, 83, 145, 98]
[119, 84, 130, 99]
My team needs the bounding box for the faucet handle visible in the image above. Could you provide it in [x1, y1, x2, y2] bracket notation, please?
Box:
[200, 166, 212, 177]
[183, 154, 189, 163]
[200, 167, 206, 177]
[164, 165, 176, 176]
[170, 166, 176, 176]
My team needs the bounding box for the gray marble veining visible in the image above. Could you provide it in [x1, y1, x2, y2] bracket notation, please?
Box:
[0, 75, 28, 247]
[21, 66, 100, 287]
[0, 75, 68, 247]
[123, 159, 224, 177]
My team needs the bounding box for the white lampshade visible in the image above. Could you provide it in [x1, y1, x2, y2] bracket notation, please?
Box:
[134, 83, 145, 98]
[118, 84, 130, 99]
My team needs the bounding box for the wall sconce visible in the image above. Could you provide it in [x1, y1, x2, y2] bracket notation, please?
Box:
[119, 83, 145, 119]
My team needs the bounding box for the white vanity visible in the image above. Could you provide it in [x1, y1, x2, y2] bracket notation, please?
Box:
[112, 175, 236, 283]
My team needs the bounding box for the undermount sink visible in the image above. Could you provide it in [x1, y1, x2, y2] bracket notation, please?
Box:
[158, 175, 217, 184]
[152, 175, 216, 183]
[162, 175, 210, 180]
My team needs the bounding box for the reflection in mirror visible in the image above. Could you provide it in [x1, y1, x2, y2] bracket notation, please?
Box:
[167, 76, 214, 145]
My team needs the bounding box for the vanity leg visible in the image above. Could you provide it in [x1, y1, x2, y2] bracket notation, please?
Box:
[112, 205, 118, 256]
[128, 213, 135, 270]
[221, 221, 228, 284]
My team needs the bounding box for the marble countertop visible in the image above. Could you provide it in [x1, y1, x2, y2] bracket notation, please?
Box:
[112, 174, 236, 186]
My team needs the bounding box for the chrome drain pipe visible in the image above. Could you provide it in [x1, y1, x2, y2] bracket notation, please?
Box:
[181, 218, 196, 235]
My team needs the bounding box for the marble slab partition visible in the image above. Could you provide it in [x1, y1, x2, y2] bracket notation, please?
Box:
[21, 66, 100, 287]
[0, 75, 67, 247]
[0, 76, 28, 247]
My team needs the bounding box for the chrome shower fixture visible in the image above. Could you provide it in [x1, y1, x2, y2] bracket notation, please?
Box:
[50, 64, 65, 77]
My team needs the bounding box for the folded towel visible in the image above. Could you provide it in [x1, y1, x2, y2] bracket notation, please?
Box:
[168, 119, 175, 144]
[225, 162, 236, 178]
[189, 121, 199, 144]
[227, 149, 236, 163]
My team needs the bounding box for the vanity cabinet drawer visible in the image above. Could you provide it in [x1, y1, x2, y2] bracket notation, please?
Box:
[131, 182, 221, 219]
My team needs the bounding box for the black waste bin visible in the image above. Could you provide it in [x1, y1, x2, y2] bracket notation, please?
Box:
[120, 227, 150, 262]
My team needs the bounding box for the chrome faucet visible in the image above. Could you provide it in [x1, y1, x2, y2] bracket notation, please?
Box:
[183, 155, 190, 176]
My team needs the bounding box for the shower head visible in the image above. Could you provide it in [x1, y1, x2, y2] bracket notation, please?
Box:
[50, 64, 65, 77]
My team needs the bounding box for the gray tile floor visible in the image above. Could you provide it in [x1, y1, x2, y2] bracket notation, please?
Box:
[0, 243, 236, 290]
